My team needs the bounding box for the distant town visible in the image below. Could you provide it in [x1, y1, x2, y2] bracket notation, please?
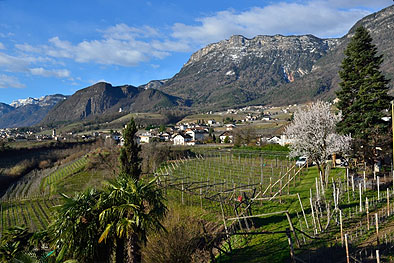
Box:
[0, 104, 300, 147]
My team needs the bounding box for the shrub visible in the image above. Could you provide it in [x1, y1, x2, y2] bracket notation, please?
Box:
[142, 209, 218, 263]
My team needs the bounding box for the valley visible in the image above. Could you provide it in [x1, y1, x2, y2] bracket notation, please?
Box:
[0, 3, 393, 263]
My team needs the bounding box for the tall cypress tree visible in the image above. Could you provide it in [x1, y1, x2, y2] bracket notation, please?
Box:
[119, 118, 142, 180]
[336, 26, 392, 164]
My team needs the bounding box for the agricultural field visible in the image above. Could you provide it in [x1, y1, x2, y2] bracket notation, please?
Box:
[0, 151, 115, 233]
[156, 150, 394, 262]
[40, 157, 88, 196]
[1, 147, 394, 262]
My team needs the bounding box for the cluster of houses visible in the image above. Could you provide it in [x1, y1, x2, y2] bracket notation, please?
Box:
[136, 121, 236, 146]
[0, 128, 94, 142]
[135, 121, 295, 147]
[1, 103, 300, 147]
[0, 128, 39, 141]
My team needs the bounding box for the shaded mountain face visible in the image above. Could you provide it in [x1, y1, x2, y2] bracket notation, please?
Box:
[4, 5, 393, 128]
[41, 82, 186, 125]
[0, 95, 68, 128]
[0, 103, 14, 118]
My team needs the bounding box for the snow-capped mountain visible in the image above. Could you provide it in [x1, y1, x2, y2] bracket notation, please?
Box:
[10, 95, 67, 108]
[0, 94, 68, 128]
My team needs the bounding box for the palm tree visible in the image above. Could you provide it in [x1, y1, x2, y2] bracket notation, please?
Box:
[98, 175, 167, 263]
[0, 226, 31, 262]
[49, 188, 111, 263]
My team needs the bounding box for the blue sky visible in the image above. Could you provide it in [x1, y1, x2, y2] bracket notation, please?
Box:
[0, 0, 392, 104]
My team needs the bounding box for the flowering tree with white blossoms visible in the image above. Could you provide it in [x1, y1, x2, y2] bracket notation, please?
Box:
[285, 100, 352, 183]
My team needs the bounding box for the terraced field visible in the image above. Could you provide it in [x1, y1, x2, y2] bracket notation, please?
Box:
[40, 157, 88, 195]
[0, 155, 101, 233]
[0, 198, 60, 232]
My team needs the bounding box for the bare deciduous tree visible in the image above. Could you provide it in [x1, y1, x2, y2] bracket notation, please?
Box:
[285, 101, 351, 182]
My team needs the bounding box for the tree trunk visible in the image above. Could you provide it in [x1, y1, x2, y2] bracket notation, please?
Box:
[316, 162, 326, 187]
[116, 238, 125, 263]
[126, 232, 141, 263]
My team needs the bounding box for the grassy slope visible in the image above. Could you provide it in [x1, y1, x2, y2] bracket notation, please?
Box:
[2, 147, 394, 262]
[0, 152, 115, 232]
[162, 152, 393, 263]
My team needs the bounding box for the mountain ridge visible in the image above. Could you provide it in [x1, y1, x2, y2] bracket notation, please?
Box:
[41, 82, 187, 125]
[155, 5, 393, 109]
[2, 5, 393, 128]
[0, 94, 68, 128]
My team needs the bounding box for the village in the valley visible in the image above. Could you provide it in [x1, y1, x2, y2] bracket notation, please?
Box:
[0, 104, 301, 147]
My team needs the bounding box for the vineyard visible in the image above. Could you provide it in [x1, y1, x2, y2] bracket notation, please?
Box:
[40, 157, 88, 195]
[155, 150, 394, 262]
[1, 148, 394, 262]
[0, 155, 103, 233]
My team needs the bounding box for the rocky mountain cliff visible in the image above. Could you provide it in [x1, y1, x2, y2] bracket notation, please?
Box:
[263, 4, 394, 106]
[41, 82, 186, 125]
[159, 5, 393, 110]
[2, 5, 393, 128]
[160, 33, 339, 110]
[0, 95, 68, 128]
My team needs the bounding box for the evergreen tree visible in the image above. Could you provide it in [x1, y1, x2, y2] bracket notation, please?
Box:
[336, 26, 392, 164]
[119, 118, 142, 180]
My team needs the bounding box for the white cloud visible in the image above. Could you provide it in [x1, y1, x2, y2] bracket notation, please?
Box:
[101, 23, 159, 40]
[0, 32, 15, 38]
[15, 43, 41, 53]
[1, 0, 390, 70]
[327, 0, 391, 9]
[41, 29, 175, 66]
[0, 74, 25, 89]
[45, 37, 152, 66]
[0, 52, 32, 71]
[0, 42, 5, 50]
[171, 1, 376, 45]
[29, 67, 70, 78]
[0, 51, 71, 80]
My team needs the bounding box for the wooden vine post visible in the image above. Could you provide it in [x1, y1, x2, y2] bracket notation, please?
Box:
[310, 192, 317, 234]
[387, 188, 390, 217]
[366, 197, 370, 230]
[359, 183, 362, 212]
[340, 210, 344, 247]
[344, 233, 350, 263]
[286, 228, 296, 263]
[297, 193, 309, 229]
[375, 213, 379, 245]
[285, 211, 300, 248]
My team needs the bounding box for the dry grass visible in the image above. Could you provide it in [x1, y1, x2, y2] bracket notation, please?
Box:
[142, 207, 219, 263]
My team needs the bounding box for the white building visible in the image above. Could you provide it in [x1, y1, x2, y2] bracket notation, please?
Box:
[219, 131, 233, 143]
[225, 124, 236, 131]
[208, 119, 216, 125]
[267, 136, 281, 144]
[173, 134, 193, 145]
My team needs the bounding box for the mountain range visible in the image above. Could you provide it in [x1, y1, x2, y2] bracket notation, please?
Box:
[0, 5, 393, 128]
[0, 95, 68, 128]
[41, 82, 188, 125]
